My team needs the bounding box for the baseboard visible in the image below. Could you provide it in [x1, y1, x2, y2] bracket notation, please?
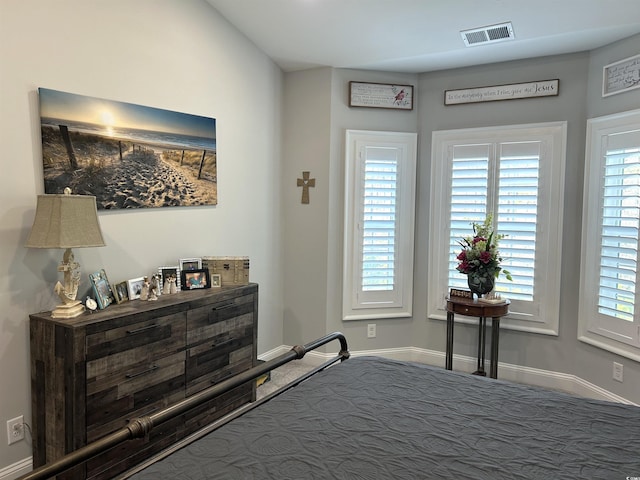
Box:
[0, 457, 31, 480]
[260, 344, 636, 406]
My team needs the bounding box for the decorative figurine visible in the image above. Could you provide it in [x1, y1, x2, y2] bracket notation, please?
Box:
[139, 276, 149, 301]
[148, 274, 159, 301]
[162, 275, 172, 295]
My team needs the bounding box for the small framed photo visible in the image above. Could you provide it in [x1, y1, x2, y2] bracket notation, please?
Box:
[211, 273, 221, 288]
[158, 266, 181, 292]
[180, 257, 202, 271]
[89, 269, 115, 309]
[181, 269, 211, 291]
[113, 281, 129, 304]
[127, 277, 146, 300]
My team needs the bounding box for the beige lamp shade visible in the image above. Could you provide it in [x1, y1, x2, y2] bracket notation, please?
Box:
[26, 191, 105, 249]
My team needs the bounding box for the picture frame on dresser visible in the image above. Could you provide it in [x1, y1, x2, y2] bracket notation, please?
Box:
[113, 281, 129, 304]
[181, 268, 211, 290]
[180, 257, 202, 271]
[211, 273, 221, 288]
[89, 269, 115, 309]
[127, 276, 145, 300]
[158, 266, 181, 292]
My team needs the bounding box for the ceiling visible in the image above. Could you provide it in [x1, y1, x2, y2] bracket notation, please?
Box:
[205, 0, 640, 73]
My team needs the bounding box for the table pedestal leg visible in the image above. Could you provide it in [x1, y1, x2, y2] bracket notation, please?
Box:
[445, 311, 454, 370]
[489, 317, 501, 379]
[473, 316, 487, 376]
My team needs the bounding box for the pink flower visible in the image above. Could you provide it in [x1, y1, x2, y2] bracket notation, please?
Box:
[479, 251, 492, 264]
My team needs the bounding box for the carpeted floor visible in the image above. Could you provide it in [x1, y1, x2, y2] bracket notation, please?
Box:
[256, 361, 315, 399]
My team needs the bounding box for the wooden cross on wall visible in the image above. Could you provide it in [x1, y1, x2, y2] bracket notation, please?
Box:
[297, 171, 315, 204]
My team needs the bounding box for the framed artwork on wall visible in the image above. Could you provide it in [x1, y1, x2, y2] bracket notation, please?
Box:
[349, 82, 413, 110]
[38, 87, 218, 210]
[602, 53, 640, 97]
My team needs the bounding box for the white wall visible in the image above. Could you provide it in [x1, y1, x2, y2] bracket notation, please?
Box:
[0, 0, 284, 471]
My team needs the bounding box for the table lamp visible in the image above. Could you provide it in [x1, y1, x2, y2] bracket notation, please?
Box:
[26, 187, 106, 318]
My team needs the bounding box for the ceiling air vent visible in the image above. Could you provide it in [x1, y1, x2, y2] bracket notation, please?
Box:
[461, 22, 515, 47]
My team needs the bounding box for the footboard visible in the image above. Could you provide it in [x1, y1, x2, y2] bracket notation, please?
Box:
[19, 332, 349, 480]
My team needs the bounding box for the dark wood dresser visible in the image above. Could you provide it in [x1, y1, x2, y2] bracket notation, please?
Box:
[29, 283, 258, 479]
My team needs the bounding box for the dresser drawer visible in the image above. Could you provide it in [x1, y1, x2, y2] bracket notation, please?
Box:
[182, 382, 254, 435]
[86, 350, 185, 442]
[186, 316, 254, 396]
[86, 311, 186, 378]
[186, 293, 255, 347]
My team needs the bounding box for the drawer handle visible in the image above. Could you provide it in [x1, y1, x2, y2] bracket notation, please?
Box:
[211, 373, 233, 385]
[126, 324, 159, 335]
[125, 365, 159, 379]
[213, 303, 234, 311]
[130, 406, 158, 419]
[212, 339, 234, 349]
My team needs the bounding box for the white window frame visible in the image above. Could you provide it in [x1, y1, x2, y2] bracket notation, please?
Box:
[343, 130, 417, 321]
[579, 108, 640, 361]
[428, 122, 566, 335]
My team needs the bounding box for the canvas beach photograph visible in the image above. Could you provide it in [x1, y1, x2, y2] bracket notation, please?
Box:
[38, 88, 217, 210]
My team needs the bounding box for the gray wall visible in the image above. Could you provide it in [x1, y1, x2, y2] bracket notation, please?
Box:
[416, 51, 590, 374]
[414, 37, 640, 401]
[281, 36, 640, 403]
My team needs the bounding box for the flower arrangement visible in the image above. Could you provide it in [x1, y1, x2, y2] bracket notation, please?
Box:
[455, 214, 512, 282]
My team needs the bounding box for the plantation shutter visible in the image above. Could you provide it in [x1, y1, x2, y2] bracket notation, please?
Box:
[495, 142, 540, 300]
[430, 122, 565, 335]
[343, 130, 417, 320]
[447, 144, 490, 290]
[360, 146, 398, 294]
[447, 141, 540, 301]
[595, 129, 640, 342]
[580, 111, 640, 353]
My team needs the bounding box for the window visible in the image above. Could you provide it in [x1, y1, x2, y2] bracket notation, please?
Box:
[579, 109, 640, 360]
[428, 122, 566, 334]
[343, 130, 417, 320]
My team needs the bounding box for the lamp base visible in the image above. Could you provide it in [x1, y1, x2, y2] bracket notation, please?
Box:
[51, 300, 85, 319]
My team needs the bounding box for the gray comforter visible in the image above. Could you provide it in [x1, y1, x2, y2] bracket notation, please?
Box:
[129, 356, 640, 479]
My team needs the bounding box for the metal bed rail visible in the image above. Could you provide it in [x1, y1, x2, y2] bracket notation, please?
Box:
[18, 332, 350, 480]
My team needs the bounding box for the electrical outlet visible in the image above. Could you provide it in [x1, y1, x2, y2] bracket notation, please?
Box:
[7, 416, 24, 445]
[613, 362, 623, 382]
[367, 323, 376, 338]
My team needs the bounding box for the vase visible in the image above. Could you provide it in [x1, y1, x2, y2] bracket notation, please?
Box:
[467, 271, 495, 297]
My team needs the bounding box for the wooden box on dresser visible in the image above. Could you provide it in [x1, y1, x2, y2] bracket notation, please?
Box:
[29, 283, 258, 480]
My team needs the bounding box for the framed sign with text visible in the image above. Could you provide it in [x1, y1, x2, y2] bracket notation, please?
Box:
[602, 53, 640, 97]
[444, 79, 559, 105]
[349, 82, 413, 110]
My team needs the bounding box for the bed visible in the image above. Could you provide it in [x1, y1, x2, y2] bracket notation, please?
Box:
[20, 333, 640, 480]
